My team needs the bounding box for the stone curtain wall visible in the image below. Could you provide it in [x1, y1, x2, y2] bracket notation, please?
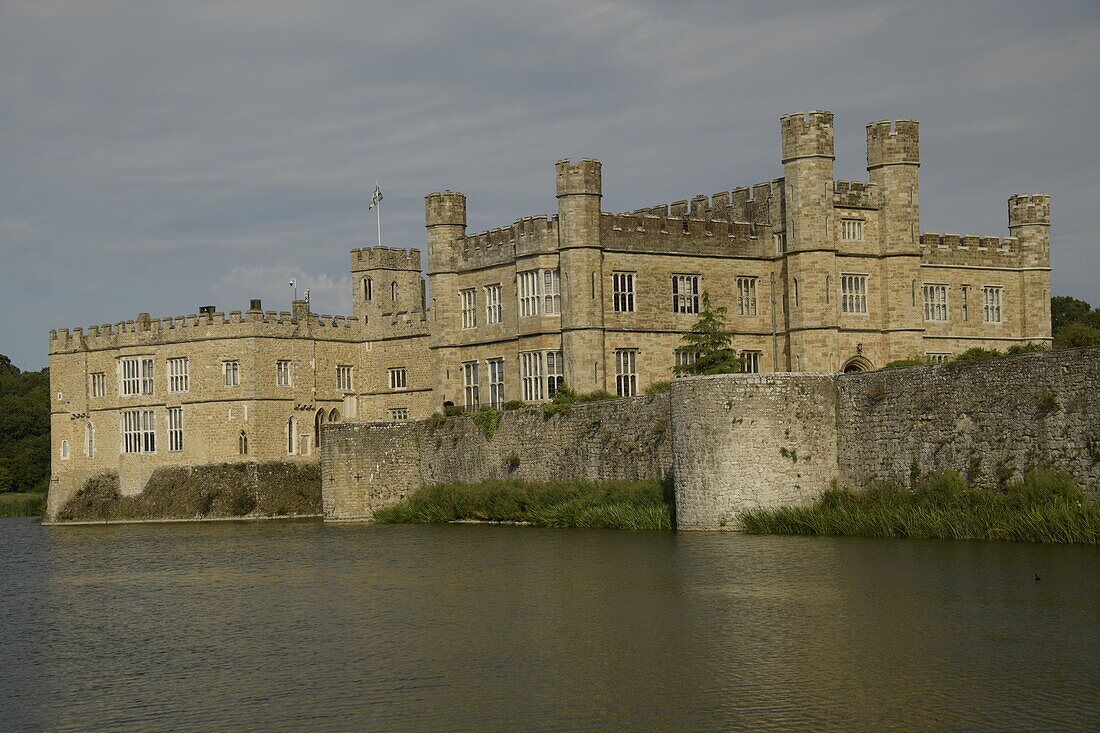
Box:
[838, 348, 1100, 499]
[323, 347, 1100, 527]
[671, 374, 840, 529]
[322, 394, 672, 521]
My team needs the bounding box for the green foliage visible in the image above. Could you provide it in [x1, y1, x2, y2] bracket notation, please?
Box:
[470, 406, 503, 440]
[1051, 296, 1100, 348]
[955, 346, 1006, 361]
[426, 412, 447, 429]
[1054, 322, 1100, 349]
[502, 400, 527, 411]
[740, 468, 1099, 544]
[884, 355, 935, 369]
[0, 492, 46, 517]
[0, 355, 50, 493]
[443, 404, 466, 417]
[506, 454, 521, 471]
[0, 465, 13, 493]
[541, 384, 616, 417]
[673, 292, 743, 376]
[643, 380, 671, 395]
[372, 478, 672, 530]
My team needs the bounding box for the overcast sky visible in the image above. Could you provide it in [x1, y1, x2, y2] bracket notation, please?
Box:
[2, 0, 1098, 369]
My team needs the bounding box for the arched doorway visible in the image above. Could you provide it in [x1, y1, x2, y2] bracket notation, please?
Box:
[842, 355, 874, 373]
[328, 408, 340, 423]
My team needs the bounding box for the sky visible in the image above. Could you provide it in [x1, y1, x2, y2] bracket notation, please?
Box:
[2, 0, 1098, 370]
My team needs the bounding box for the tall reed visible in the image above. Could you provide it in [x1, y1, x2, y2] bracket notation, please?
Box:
[0, 492, 46, 518]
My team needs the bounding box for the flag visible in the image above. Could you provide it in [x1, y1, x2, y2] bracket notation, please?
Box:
[369, 183, 383, 210]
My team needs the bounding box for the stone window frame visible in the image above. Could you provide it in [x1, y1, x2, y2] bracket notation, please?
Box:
[672, 274, 700, 314]
[167, 406, 184, 452]
[612, 272, 635, 313]
[167, 357, 189, 393]
[223, 360, 240, 387]
[520, 351, 544, 401]
[840, 273, 869, 315]
[545, 351, 564, 397]
[462, 361, 480, 409]
[614, 348, 637, 397]
[922, 283, 949, 322]
[961, 285, 970, 321]
[90, 372, 106, 398]
[60, 439, 70, 460]
[927, 352, 952, 363]
[736, 277, 758, 317]
[336, 364, 354, 392]
[122, 409, 156, 454]
[674, 350, 699, 376]
[287, 417, 299, 455]
[543, 269, 561, 315]
[739, 350, 762, 373]
[517, 270, 541, 317]
[276, 360, 292, 388]
[389, 407, 409, 422]
[119, 356, 154, 396]
[84, 422, 95, 458]
[841, 218, 864, 242]
[388, 367, 407, 390]
[982, 285, 1003, 324]
[484, 284, 503, 325]
[460, 288, 477, 329]
[487, 358, 505, 409]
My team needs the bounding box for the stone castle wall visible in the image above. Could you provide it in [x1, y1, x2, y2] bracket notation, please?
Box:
[324, 347, 1100, 528]
[322, 395, 672, 520]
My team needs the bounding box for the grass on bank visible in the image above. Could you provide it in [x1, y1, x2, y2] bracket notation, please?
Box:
[0, 492, 46, 518]
[373, 479, 673, 530]
[739, 469, 1100, 545]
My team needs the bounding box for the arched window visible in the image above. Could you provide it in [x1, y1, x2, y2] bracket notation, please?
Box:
[329, 408, 340, 423]
[60, 439, 70, 460]
[364, 276, 373, 301]
[314, 409, 326, 450]
[85, 423, 95, 458]
[391, 281, 398, 301]
[287, 417, 298, 455]
[239, 431, 249, 455]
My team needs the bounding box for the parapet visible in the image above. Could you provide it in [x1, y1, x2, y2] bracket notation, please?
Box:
[632, 180, 783, 227]
[555, 158, 602, 197]
[919, 232, 1021, 267]
[425, 190, 467, 228]
[832, 180, 880, 210]
[351, 246, 422, 271]
[866, 119, 919, 169]
[1008, 194, 1050, 227]
[780, 110, 835, 163]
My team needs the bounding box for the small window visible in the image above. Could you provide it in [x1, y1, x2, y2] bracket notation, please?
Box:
[739, 350, 762, 373]
[961, 286, 970, 321]
[612, 272, 635, 313]
[391, 281, 398, 301]
[364, 277, 373, 301]
[168, 357, 189, 393]
[922, 284, 949, 322]
[277, 360, 292, 387]
[287, 417, 298, 455]
[927, 353, 952, 363]
[736, 277, 758, 316]
[488, 358, 505, 409]
[545, 351, 564, 397]
[84, 423, 95, 458]
[60, 439, 70, 460]
[485, 284, 503, 325]
[389, 408, 409, 421]
[982, 286, 1003, 323]
[615, 349, 637, 397]
[239, 431, 249, 455]
[90, 372, 106, 398]
[223, 360, 240, 387]
[841, 274, 868, 314]
[336, 365, 354, 392]
[841, 219, 864, 242]
[462, 361, 480, 409]
[389, 368, 407, 390]
[167, 406, 184, 452]
[460, 288, 477, 329]
[774, 232, 787, 254]
[672, 275, 700, 314]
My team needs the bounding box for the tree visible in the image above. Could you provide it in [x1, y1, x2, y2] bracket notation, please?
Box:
[1051, 296, 1100, 334]
[1054, 321, 1100, 349]
[673, 291, 743, 376]
[0, 355, 51, 492]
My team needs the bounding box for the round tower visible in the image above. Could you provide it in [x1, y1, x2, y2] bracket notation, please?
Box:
[1009, 194, 1052, 339]
[866, 119, 920, 249]
[425, 191, 466, 275]
[555, 159, 604, 392]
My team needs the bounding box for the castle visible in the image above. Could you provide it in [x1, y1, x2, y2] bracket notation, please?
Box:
[46, 110, 1052, 518]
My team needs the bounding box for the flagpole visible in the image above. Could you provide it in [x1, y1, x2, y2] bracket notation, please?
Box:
[375, 180, 382, 247]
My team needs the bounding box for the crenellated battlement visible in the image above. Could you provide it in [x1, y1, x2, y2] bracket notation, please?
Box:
[832, 179, 880, 209]
[781, 110, 834, 162]
[555, 158, 602, 197]
[866, 119, 920, 168]
[919, 232, 1022, 267]
[1008, 193, 1051, 227]
[425, 190, 467, 228]
[601, 212, 762, 257]
[630, 180, 783, 227]
[49, 307, 364, 354]
[351, 245, 422, 271]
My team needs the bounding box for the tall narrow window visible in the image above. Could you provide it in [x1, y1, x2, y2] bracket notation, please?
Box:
[141, 358, 154, 395]
[792, 278, 800, 307]
[518, 271, 540, 316]
[774, 232, 787, 254]
[841, 219, 864, 242]
[391, 281, 398, 301]
[167, 406, 183, 451]
[736, 277, 758, 316]
[982, 286, 1003, 323]
[488, 358, 505, 408]
[168, 357, 189, 393]
[961, 286, 970, 321]
[615, 349, 637, 397]
[287, 417, 298, 455]
[545, 351, 564, 397]
[923, 284, 948, 322]
[612, 273, 635, 312]
[485, 284, 502, 324]
[739, 350, 762, 373]
[60, 440, 69, 460]
[389, 368, 407, 389]
[223, 360, 240, 387]
[521, 351, 543, 401]
[672, 275, 700, 314]
[239, 431, 249, 455]
[460, 288, 477, 329]
[543, 269, 561, 314]
[85, 422, 95, 458]
[277, 360, 292, 387]
[841, 274, 868, 314]
[90, 372, 106, 398]
[462, 361, 480, 409]
[336, 365, 354, 391]
[364, 277, 372, 301]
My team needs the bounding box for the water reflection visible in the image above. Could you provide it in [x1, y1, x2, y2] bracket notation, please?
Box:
[0, 519, 1096, 731]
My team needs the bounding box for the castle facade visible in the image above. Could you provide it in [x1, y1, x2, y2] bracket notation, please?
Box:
[47, 111, 1052, 516]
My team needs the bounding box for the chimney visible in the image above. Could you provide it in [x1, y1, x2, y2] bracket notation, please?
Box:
[249, 299, 262, 311]
[199, 305, 216, 315]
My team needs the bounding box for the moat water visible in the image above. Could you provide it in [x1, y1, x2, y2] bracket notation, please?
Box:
[1, 518, 1098, 732]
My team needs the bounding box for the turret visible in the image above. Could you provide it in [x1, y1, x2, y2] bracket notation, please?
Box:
[350, 246, 425, 324]
[1008, 194, 1050, 268]
[425, 191, 466, 275]
[781, 111, 834, 251]
[866, 119, 920, 250]
[556, 158, 604, 391]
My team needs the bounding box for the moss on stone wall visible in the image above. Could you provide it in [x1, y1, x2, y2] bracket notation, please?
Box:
[56, 461, 320, 522]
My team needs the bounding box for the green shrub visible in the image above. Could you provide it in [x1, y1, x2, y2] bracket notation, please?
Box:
[644, 380, 671, 394]
[471, 406, 503, 439]
[883, 355, 934, 369]
[443, 405, 466, 417]
[502, 400, 527, 411]
[955, 347, 1004, 361]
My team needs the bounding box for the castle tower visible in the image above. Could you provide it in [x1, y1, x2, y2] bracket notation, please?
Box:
[781, 111, 838, 371]
[867, 119, 923, 360]
[350, 247, 425, 328]
[424, 191, 467, 408]
[556, 159, 605, 392]
[1009, 193, 1052, 340]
